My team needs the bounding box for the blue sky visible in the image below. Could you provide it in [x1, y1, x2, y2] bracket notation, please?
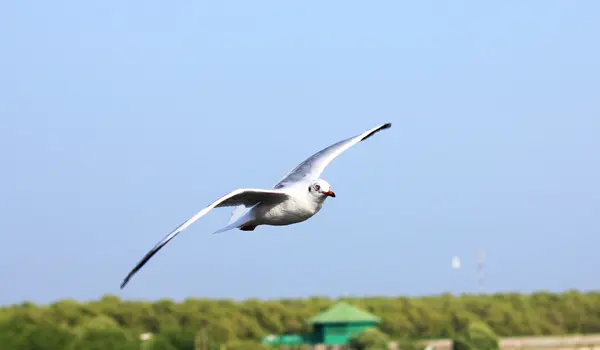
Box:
[1, 1, 599, 305]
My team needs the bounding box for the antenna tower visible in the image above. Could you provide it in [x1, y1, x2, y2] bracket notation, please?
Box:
[476, 248, 485, 293]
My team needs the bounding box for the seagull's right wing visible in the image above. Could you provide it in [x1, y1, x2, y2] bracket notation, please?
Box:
[273, 123, 392, 189]
[120, 188, 289, 289]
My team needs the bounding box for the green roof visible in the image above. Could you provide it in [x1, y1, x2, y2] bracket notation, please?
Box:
[308, 302, 381, 324]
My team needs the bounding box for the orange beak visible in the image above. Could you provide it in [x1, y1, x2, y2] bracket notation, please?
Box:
[324, 190, 336, 198]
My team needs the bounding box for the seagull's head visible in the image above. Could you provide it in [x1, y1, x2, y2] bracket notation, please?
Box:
[309, 179, 336, 199]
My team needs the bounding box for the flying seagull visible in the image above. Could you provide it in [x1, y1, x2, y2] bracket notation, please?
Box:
[120, 122, 392, 289]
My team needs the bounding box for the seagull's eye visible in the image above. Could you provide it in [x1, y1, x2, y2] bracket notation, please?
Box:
[315, 184, 320, 191]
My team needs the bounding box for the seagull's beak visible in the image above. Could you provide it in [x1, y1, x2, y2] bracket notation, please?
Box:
[324, 190, 336, 198]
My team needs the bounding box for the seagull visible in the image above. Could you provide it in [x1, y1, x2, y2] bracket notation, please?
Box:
[120, 122, 392, 289]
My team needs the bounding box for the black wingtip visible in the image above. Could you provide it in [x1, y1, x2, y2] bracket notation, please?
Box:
[360, 122, 393, 142]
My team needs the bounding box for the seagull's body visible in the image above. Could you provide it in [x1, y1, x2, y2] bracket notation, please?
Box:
[120, 122, 392, 289]
[219, 183, 326, 232]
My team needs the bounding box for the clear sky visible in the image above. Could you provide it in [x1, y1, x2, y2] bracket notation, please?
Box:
[1, 1, 599, 305]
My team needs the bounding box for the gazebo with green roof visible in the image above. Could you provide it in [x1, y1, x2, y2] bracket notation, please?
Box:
[262, 302, 381, 346]
[309, 302, 381, 345]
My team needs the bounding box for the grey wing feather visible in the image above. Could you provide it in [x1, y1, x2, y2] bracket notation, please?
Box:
[120, 188, 289, 289]
[273, 123, 392, 189]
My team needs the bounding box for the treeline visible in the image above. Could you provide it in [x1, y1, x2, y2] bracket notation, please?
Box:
[1, 290, 599, 349]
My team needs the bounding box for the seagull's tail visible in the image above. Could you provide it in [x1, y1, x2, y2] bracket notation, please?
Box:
[228, 205, 248, 225]
[212, 222, 241, 235]
[213, 205, 256, 234]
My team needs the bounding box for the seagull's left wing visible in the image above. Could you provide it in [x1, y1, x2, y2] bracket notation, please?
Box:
[120, 188, 289, 289]
[273, 123, 392, 189]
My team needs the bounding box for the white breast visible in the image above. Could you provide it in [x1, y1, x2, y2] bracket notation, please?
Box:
[255, 193, 323, 226]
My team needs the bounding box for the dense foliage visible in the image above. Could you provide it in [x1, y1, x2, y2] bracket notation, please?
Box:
[348, 328, 391, 350]
[0, 290, 599, 349]
[452, 321, 499, 350]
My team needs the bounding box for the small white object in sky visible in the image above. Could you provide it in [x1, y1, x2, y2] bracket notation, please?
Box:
[120, 123, 392, 289]
[452, 256, 461, 269]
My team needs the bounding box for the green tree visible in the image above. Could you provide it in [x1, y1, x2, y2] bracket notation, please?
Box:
[159, 327, 197, 350]
[20, 323, 75, 350]
[225, 339, 271, 350]
[452, 321, 499, 350]
[141, 334, 177, 350]
[348, 328, 390, 350]
[68, 316, 140, 350]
